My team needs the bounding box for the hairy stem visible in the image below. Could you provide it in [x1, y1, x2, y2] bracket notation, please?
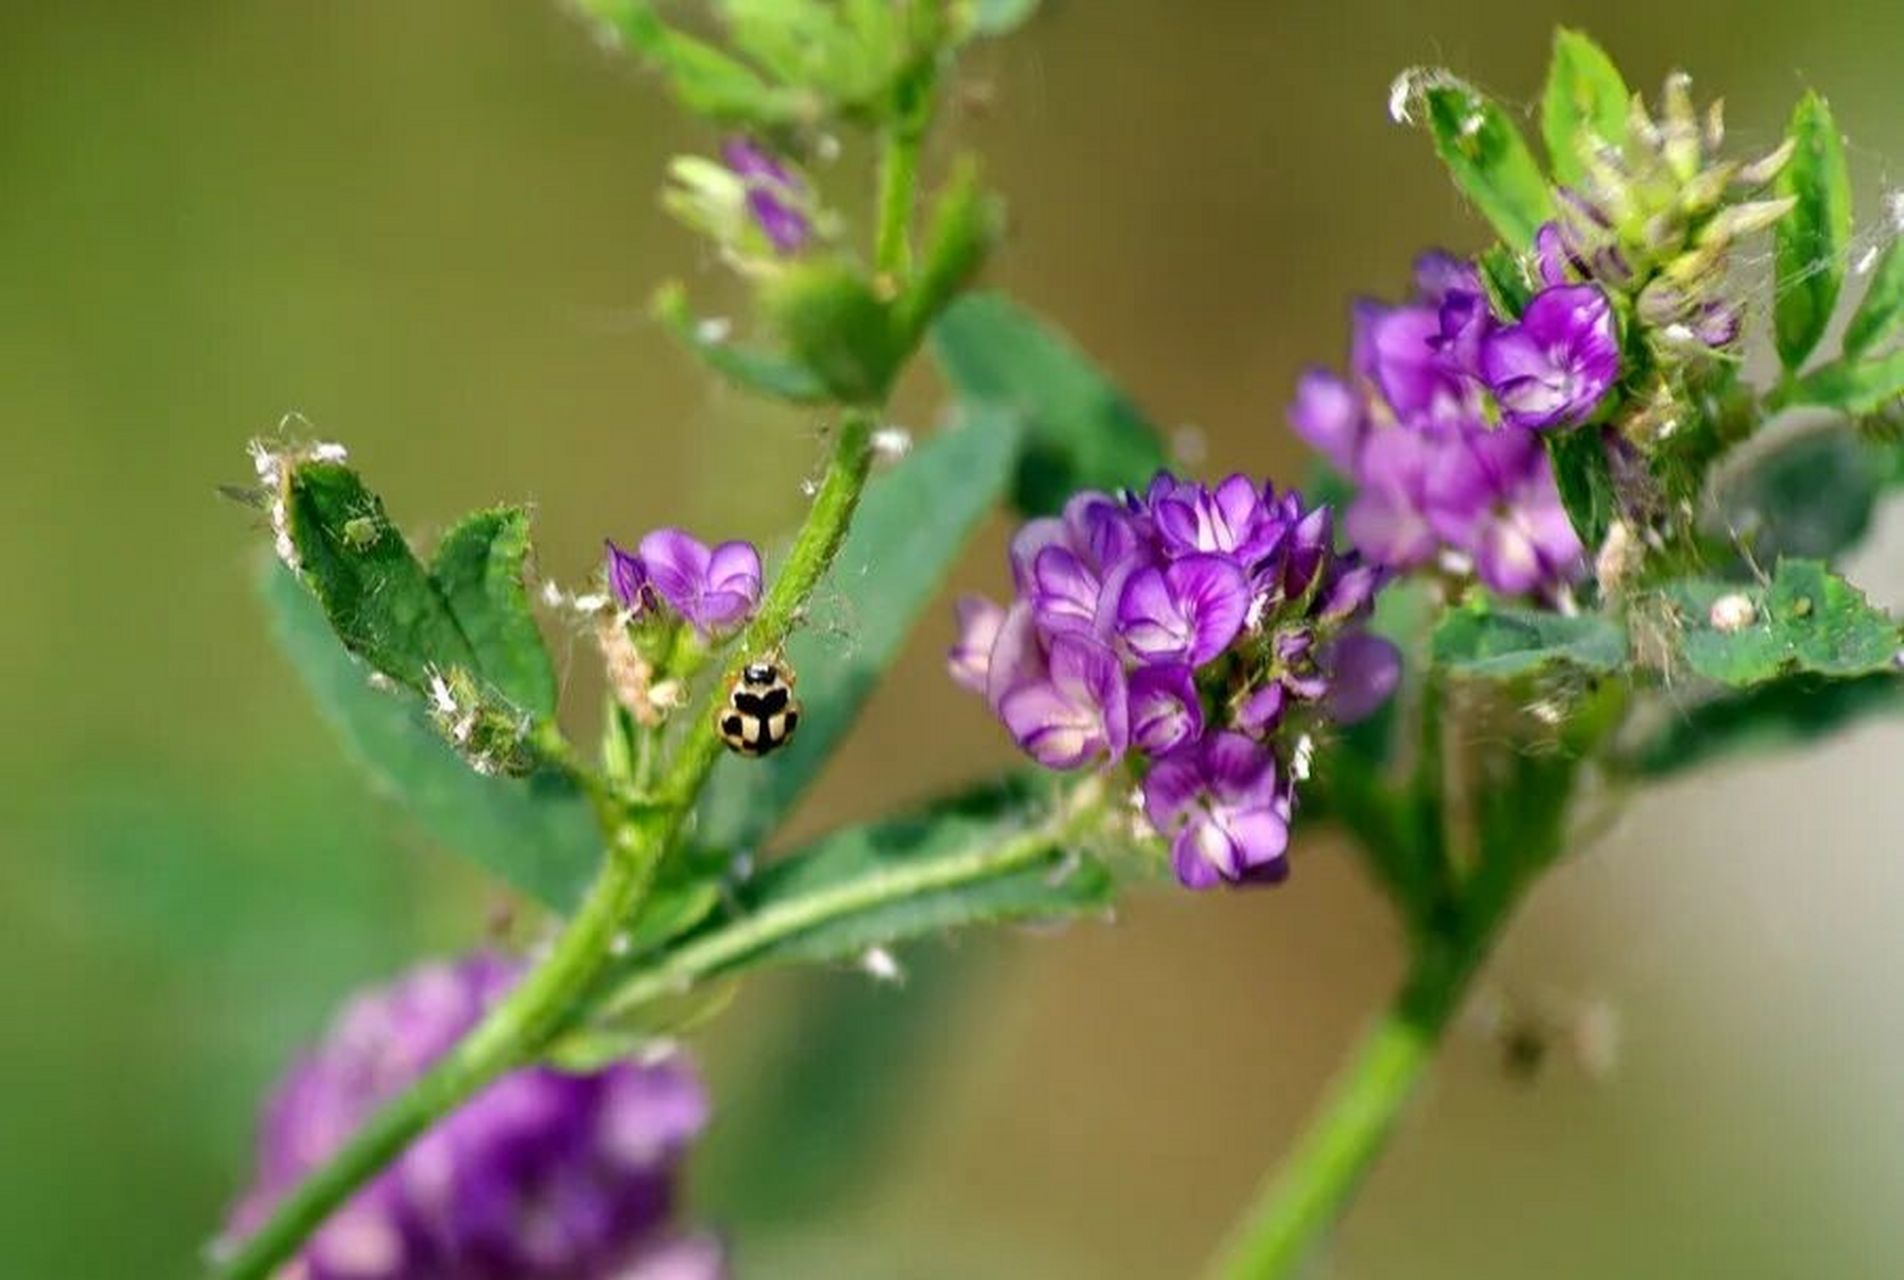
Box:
[587, 777, 1109, 1025]
[1205, 888, 1524, 1280]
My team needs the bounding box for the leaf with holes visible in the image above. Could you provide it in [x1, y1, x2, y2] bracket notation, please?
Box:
[1664, 559, 1899, 687]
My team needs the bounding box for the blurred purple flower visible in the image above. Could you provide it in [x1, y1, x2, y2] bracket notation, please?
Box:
[721, 138, 811, 255]
[223, 954, 723, 1280]
[638, 528, 763, 638]
[947, 594, 1006, 694]
[1143, 732, 1292, 889]
[1481, 284, 1620, 430]
[1128, 663, 1203, 755]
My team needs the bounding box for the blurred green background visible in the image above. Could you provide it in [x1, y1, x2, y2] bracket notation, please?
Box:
[9, 1, 1904, 1276]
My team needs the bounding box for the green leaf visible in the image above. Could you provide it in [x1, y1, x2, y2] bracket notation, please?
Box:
[760, 260, 904, 404]
[1431, 601, 1628, 678]
[933, 292, 1168, 516]
[1543, 425, 1617, 551]
[895, 159, 1003, 342]
[1844, 239, 1904, 358]
[283, 461, 477, 694]
[1664, 558, 1899, 687]
[1774, 91, 1853, 371]
[1708, 419, 1882, 562]
[429, 509, 557, 717]
[1624, 671, 1904, 778]
[696, 407, 1025, 851]
[653, 281, 830, 405]
[1784, 349, 1904, 416]
[1541, 29, 1629, 187]
[264, 562, 600, 908]
[583, 0, 808, 126]
[1477, 242, 1534, 316]
[1423, 81, 1555, 250]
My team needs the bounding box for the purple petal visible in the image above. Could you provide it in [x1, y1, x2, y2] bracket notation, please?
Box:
[605, 539, 647, 612]
[1141, 749, 1204, 832]
[1323, 632, 1402, 724]
[998, 635, 1126, 769]
[1170, 821, 1235, 889]
[1008, 517, 1068, 592]
[1030, 545, 1103, 637]
[947, 595, 1005, 694]
[746, 189, 811, 255]
[1289, 369, 1366, 474]
[1200, 730, 1277, 801]
[1481, 284, 1620, 430]
[1115, 555, 1247, 667]
[1413, 250, 1483, 303]
[1128, 663, 1202, 755]
[985, 601, 1047, 714]
[638, 528, 712, 618]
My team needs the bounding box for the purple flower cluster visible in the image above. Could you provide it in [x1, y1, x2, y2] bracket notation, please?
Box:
[223, 954, 723, 1280]
[950, 474, 1399, 890]
[1290, 252, 1618, 597]
[722, 138, 811, 256]
[605, 530, 763, 639]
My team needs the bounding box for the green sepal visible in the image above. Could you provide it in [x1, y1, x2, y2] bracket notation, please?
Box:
[760, 260, 905, 404]
[581, 0, 811, 127]
[1844, 239, 1904, 358]
[894, 159, 1003, 342]
[1773, 91, 1853, 371]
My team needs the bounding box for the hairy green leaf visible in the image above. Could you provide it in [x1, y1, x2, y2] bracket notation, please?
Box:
[653, 281, 830, 404]
[933, 292, 1168, 516]
[1625, 672, 1904, 778]
[1664, 558, 1899, 687]
[1542, 29, 1629, 186]
[1774, 91, 1853, 370]
[429, 509, 557, 717]
[1432, 601, 1628, 678]
[1423, 81, 1554, 250]
[697, 407, 1025, 851]
[284, 461, 477, 694]
[1844, 239, 1904, 358]
[264, 563, 600, 908]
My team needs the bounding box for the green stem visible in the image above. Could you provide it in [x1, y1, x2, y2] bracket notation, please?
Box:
[214, 807, 670, 1280]
[588, 777, 1109, 1025]
[874, 71, 934, 280]
[1205, 889, 1523, 1280]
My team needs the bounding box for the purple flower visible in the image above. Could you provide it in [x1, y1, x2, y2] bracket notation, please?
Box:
[638, 529, 763, 638]
[1425, 429, 1586, 594]
[223, 954, 722, 1280]
[997, 633, 1129, 769]
[1114, 555, 1249, 667]
[1128, 663, 1203, 755]
[1288, 369, 1365, 474]
[1148, 473, 1285, 566]
[721, 138, 810, 256]
[1364, 304, 1479, 426]
[953, 470, 1398, 890]
[606, 539, 649, 612]
[1323, 631, 1403, 724]
[1481, 284, 1620, 430]
[947, 594, 1005, 694]
[1143, 733, 1292, 889]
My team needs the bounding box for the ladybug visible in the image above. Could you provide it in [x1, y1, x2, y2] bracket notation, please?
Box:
[718, 660, 801, 757]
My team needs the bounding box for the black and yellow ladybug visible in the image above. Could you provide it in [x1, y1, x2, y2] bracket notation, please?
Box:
[718, 660, 801, 757]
